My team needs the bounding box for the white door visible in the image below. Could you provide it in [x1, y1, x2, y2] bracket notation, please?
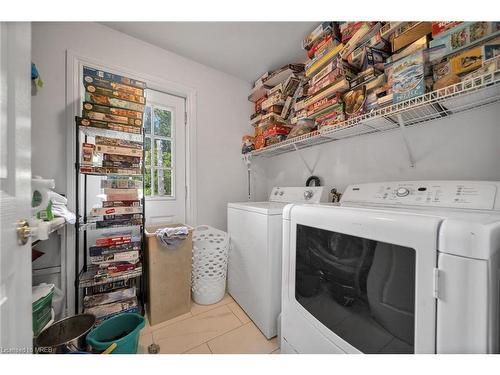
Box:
[0, 22, 32, 352]
[282, 205, 441, 354]
[143, 90, 186, 225]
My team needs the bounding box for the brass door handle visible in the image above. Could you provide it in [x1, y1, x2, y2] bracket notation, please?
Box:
[16, 220, 31, 245]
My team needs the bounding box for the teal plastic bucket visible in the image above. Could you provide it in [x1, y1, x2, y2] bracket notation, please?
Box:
[86, 313, 145, 354]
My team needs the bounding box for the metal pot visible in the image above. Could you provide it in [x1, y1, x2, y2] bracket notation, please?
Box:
[35, 314, 96, 354]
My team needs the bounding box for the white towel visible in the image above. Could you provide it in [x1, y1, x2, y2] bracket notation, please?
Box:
[155, 226, 189, 248]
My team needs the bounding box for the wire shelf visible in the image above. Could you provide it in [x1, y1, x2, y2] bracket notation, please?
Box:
[250, 68, 500, 158]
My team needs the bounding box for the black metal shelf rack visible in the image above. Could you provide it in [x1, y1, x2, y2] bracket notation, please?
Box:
[74, 119, 146, 317]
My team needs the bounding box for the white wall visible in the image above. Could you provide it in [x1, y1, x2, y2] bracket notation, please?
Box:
[252, 104, 500, 199]
[31, 22, 251, 230]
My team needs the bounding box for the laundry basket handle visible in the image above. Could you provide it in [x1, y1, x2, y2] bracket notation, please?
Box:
[195, 225, 211, 232]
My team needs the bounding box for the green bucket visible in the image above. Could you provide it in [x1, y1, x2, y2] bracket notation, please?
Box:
[86, 313, 145, 354]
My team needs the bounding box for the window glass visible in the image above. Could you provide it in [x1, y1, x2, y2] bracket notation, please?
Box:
[295, 224, 416, 354]
[144, 104, 173, 197]
[144, 105, 151, 135]
[153, 107, 171, 137]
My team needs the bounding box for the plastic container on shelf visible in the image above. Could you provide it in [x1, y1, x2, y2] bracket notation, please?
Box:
[191, 225, 230, 305]
[32, 283, 55, 336]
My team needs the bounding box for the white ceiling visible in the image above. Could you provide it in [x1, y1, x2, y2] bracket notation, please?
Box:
[101, 22, 317, 83]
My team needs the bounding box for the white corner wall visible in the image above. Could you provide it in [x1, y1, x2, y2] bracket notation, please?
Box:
[31, 22, 251, 230]
[254, 104, 500, 198]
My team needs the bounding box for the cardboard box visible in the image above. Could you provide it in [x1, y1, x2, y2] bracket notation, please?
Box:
[77, 117, 142, 134]
[431, 22, 462, 37]
[392, 22, 432, 52]
[430, 22, 500, 56]
[85, 92, 145, 112]
[392, 50, 426, 103]
[450, 46, 483, 75]
[85, 84, 145, 104]
[83, 66, 146, 89]
[145, 224, 193, 325]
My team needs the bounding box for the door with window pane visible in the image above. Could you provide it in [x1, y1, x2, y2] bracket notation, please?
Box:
[143, 89, 186, 224]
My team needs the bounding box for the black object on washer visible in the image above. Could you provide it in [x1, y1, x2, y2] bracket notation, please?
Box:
[306, 176, 321, 187]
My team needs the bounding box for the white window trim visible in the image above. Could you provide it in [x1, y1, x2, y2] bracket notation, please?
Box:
[66, 50, 198, 312]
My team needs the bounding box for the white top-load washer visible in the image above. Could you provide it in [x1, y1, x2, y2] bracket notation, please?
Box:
[227, 186, 326, 339]
[281, 181, 500, 354]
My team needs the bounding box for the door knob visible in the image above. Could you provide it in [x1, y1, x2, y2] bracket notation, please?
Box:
[16, 220, 31, 245]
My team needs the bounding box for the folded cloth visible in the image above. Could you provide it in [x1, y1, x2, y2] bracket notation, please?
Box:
[47, 190, 76, 224]
[155, 226, 189, 248]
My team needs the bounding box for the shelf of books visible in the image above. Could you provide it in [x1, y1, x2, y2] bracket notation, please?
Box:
[250, 67, 500, 158]
[74, 66, 147, 324]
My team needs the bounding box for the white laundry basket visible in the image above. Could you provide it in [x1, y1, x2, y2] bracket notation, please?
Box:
[191, 225, 229, 305]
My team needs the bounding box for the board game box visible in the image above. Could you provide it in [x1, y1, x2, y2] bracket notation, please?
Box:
[85, 84, 145, 104]
[85, 92, 145, 112]
[82, 110, 142, 127]
[90, 250, 140, 265]
[83, 66, 146, 89]
[89, 241, 141, 257]
[84, 296, 139, 320]
[76, 117, 141, 134]
[83, 102, 143, 120]
[96, 217, 143, 229]
[83, 75, 144, 97]
[100, 179, 142, 189]
[392, 50, 425, 104]
[95, 144, 143, 157]
[79, 166, 142, 175]
[95, 136, 143, 150]
[450, 46, 483, 75]
[432, 22, 462, 37]
[430, 22, 500, 56]
[83, 286, 137, 308]
[303, 22, 336, 50]
[305, 43, 344, 77]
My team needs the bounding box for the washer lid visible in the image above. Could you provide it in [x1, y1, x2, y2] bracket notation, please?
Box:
[227, 201, 287, 215]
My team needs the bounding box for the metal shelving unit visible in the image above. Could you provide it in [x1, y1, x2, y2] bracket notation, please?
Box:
[74, 118, 146, 316]
[249, 69, 500, 162]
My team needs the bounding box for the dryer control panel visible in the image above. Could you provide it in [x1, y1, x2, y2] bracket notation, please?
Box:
[269, 186, 325, 204]
[341, 181, 499, 210]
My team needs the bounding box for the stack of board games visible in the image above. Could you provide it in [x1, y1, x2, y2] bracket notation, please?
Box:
[242, 21, 500, 150]
[75, 66, 147, 321]
[246, 64, 305, 151]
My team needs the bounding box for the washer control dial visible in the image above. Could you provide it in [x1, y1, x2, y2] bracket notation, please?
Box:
[396, 187, 410, 197]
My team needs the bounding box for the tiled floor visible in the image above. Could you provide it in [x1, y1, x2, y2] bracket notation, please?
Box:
[138, 294, 280, 354]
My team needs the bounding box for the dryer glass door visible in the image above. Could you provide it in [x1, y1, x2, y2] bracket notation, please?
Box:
[296, 224, 415, 353]
[286, 205, 441, 354]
